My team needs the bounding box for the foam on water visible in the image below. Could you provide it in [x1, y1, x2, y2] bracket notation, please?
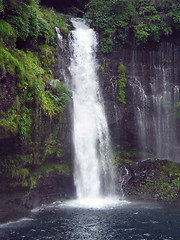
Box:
[0, 218, 33, 228]
[59, 197, 130, 209]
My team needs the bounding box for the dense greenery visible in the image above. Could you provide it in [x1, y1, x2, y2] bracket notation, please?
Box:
[0, 0, 69, 128]
[114, 145, 133, 166]
[139, 160, 180, 200]
[0, 0, 71, 189]
[117, 59, 127, 104]
[85, 0, 180, 52]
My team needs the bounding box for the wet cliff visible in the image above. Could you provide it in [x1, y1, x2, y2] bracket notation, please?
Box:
[98, 40, 180, 161]
[97, 40, 180, 201]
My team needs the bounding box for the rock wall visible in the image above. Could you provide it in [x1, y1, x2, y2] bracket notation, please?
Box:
[98, 40, 180, 162]
[0, 38, 75, 216]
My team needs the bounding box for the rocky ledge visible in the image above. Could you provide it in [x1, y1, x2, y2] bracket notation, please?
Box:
[0, 170, 75, 224]
[116, 159, 180, 202]
[0, 159, 180, 224]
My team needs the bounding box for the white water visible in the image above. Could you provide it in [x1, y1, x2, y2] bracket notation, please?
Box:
[68, 18, 116, 203]
[130, 43, 180, 161]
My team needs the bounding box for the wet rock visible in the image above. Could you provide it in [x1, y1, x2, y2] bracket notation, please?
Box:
[27, 170, 75, 208]
[116, 159, 180, 202]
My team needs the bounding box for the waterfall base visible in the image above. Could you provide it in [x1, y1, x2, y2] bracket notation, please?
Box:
[60, 197, 129, 209]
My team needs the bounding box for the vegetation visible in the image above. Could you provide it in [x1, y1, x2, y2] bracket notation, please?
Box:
[0, 0, 70, 135]
[114, 145, 134, 166]
[139, 160, 180, 200]
[85, 0, 180, 52]
[10, 163, 71, 189]
[117, 59, 127, 104]
[0, 0, 71, 192]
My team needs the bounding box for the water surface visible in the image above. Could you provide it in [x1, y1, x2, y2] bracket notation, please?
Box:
[0, 201, 180, 240]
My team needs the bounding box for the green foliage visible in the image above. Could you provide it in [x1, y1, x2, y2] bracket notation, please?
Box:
[0, 96, 32, 139]
[101, 38, 114, 53]
[85, 0, 179, 51]
[118, 59, 126, 76]
[43, 134, 57, 158]
[159, 161, 180, 177]
[0, 20, 15, 42]
[117, 59, 127, 104]
[0, 109, 19, 135]
[0, 43, 68, 123]
[38, 7, 69, 39]
[0, 2, 70, 139]
[117, 77, 127, 104]
[0, 0, 3, 13]
[12, 168, 30, 187]
[0, 46, 21, 76]
[0, 154, 33, 176]
[45, 80, 70, 116]
[3, 1, 69, 45]
[39, 44, 55, 69]
[29, 163, 71, 190]
[134, 22, 150, 44]
[7, 162, 70, 189]
[168, 3, 180, 30]
[5, 4, 32, 42]
[100, 58, 108, 74]
[139, 161, 180, 200]
[85, 0, 136, 52]
[19, 107, 32, 139]
[0, 0, 71, 192]
[134, 4, 166, 44]
[134, 1, 177, 44]
[137, 151, 155, 158]
[40, 82, 69, 118]
[54, 164, 70, 175]
[114, 145, 133, 166]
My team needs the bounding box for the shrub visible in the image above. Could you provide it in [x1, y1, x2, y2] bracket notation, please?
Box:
[85, 0, 136, 52]
[0, 0, 3, 13]
[5, 3, 30, 42]
[85, 0, 178, 50]
[0, 46, 21, 76]
[39, 44, 55, 68]
[0, 20, 15, 42]
[117, 59, 127, 104]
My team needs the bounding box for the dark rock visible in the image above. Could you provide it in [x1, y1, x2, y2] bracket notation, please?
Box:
[116, 159, 180, 202]
[28, 170, 75, 207]
[0, 169, 75, 224]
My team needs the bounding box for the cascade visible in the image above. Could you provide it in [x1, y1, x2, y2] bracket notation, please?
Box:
[68, 18, 115, 201]
[110, 77, 120, 124]
[55, 27, 63, 48]
[55, 27, 69, 83]
[131, 42, 180, 161]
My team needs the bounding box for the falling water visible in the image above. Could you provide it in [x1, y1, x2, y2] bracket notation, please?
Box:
[68, 18, 115, 203]
[131, 42, 180, 161]
[55, 27, 63, 48]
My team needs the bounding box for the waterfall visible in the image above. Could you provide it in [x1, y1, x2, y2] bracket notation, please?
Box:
[131, 42, 180, 161]
[68, 18, 115, 202]
[55, 27, 63, 48]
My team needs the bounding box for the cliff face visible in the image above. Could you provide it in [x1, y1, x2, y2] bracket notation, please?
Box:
[98, 40, 180, 162]
[97, 40, 180, 201]
[0, 2, 75, 208]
